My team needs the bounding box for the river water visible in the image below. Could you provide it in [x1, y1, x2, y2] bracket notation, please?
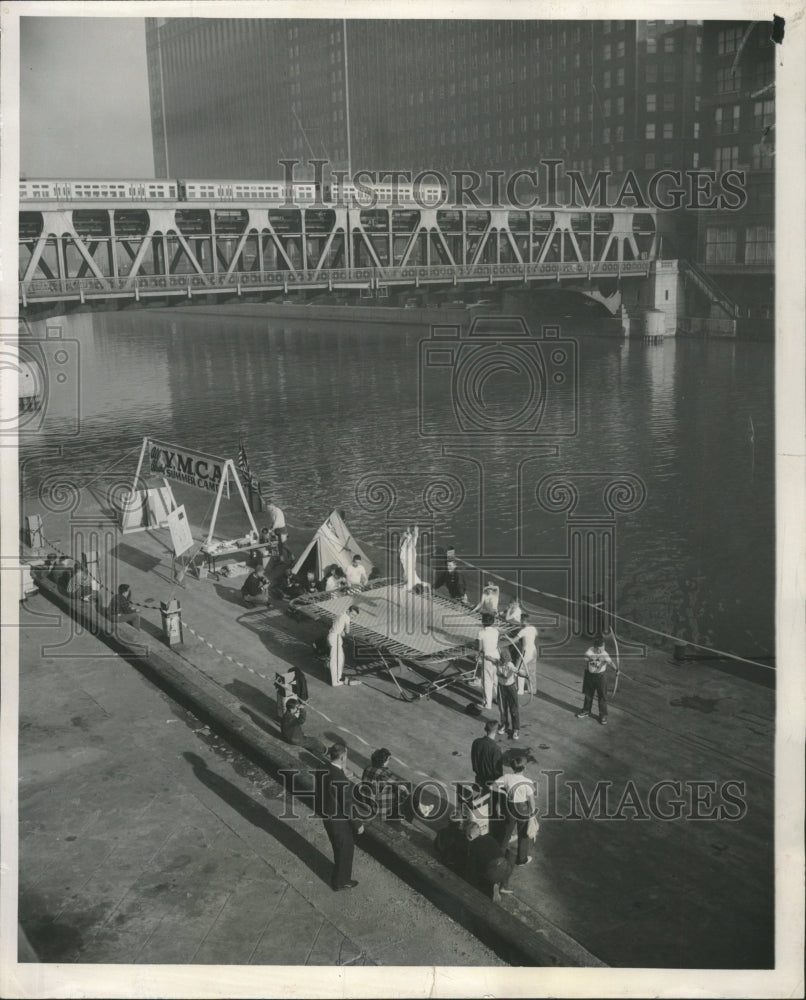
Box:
[20, 307, 775, 663]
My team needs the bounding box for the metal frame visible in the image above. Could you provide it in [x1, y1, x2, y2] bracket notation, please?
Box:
[19, 201, 659, 306]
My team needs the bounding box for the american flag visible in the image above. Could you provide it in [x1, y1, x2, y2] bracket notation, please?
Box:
[237, 439, 255, 487]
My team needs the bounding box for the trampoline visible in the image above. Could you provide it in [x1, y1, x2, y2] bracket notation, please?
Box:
[290, 580, 478, 698]
[290, 580, 533, 703]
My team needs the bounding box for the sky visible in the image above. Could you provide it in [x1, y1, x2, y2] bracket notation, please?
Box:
[20, 17, 154, 178]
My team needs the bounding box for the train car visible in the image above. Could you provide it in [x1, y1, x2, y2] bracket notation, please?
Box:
[323, 179, 446, 208]
[178, 179, 318, 205]
[19, 179, 179, 201]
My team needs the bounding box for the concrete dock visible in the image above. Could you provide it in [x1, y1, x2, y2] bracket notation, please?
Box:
[17, 489, 775, 968]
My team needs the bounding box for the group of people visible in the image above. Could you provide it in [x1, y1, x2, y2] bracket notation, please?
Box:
[286, 721, 540, 899]
[44, 555, 142, 631]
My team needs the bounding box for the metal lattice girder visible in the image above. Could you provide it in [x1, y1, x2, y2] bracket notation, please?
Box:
[19, 201, 657, 305]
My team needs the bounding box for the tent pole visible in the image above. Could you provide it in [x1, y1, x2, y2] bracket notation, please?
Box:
[206, 467, 228, 547]
[228, 459, 259, 537]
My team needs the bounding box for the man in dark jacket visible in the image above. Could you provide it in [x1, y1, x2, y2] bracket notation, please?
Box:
[433, 560, 468, 602]
[318, 743, 365, 891]
[471, 719, 504, 789]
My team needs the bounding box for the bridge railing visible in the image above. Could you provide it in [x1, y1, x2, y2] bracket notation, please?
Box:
[19, 259, 653, 302]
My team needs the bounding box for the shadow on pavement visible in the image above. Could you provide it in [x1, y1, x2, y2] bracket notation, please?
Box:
[182, 751, 333, 888]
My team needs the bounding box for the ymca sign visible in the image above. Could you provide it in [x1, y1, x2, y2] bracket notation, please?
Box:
[147, 438, 230, 497]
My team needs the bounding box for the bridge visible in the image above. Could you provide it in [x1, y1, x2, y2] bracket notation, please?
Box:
[19, 198, 660, 309]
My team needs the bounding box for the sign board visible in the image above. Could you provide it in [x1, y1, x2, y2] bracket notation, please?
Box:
[147, 438, 230, 498]
[167, 505, 194, 557]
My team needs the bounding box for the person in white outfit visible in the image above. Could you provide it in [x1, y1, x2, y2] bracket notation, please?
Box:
[472, 581, 500, 618]
[476, 613, 501, 710]
[504, 597, 523, 626]
[400, 525, 427, 592]
[328, 605, 360, 686]
[265, 502, 286, 540]
[515, 613, 538, 695]
[345, 554, 368, 590]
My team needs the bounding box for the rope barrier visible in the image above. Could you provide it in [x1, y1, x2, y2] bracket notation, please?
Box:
[452, 557, 774, 672]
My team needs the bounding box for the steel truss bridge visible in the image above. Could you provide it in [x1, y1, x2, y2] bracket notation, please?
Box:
[19, 200, 659, 308]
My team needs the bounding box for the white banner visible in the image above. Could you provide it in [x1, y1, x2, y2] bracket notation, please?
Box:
[147, 438, 230, 497]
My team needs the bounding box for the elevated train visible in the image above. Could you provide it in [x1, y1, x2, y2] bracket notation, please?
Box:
[19, 177, 446, 208]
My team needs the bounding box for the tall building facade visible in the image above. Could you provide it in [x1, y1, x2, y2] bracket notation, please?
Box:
[145, 17, 774, 328]
[695, 20, 775, 325]
[146, 18, 705, 190]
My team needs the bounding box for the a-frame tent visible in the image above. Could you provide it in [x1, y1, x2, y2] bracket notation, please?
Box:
[292, 510, 376, 581]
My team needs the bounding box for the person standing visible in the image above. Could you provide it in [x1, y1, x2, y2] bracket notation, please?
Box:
[319, 743, 364, 891]
[476, 613, 500, 711]
[470, 719, 504, 790]
[328, 604, 360, 686]
[433, 560, 468, 602]
[491, 755, 537, 867]
[504, 597, 523, 626]
[576, 634, 617, 725]
[265, 502, 286, 541]
[472, 581, 500, 618]
[399, 525, 427, 592]
[345, 554, 368, 590]
[515, 613, 538, 696]
[496, 647, 521, 739]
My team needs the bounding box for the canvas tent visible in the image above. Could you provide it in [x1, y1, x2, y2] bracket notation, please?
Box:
[292, 510, 376, 581]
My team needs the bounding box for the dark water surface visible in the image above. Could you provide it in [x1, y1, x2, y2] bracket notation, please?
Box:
[21, 308, 774, 662]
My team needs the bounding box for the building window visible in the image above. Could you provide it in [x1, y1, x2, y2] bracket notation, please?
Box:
[663, 122, 674, 139]
[616, 126, 625, 142]
[663, 63, 676, 82]
[603, 20, 611, 33]
[693, 121, 700, 138]
[617, 40, 625, 58]
[603, 155, 611, 170]
[616, 96, 624, 115]
[717, 26, 744, 54]
[716, 66, 740, 93]
[645, 152, 656, 169]
[617, 68, 625, 86]
[604, 44, 611, 60]
[603, 98, 611, 117]
[663, 92, 675, 111]
[696, 35, 703, 53]
[754, 99, 775, 130]
[664, 36, 675, 52]
[603, 127, 611, 143]
[645, 123, 656, 139]
[715, 145, 739, 170]
[745, 226, 774, 263]
[752, 143, 774, 169]
[603, 70, 611, 89]
[647, 37, 657, 53]
[646, 93, 657, 112]
[705, 226, 737, 263]
[646, 65, 658, 83]
[615, 154, 624, 171]
[692, 151, 700, 168]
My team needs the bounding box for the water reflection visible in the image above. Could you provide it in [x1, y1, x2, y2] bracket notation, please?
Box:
[21, 308, 774, 659]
